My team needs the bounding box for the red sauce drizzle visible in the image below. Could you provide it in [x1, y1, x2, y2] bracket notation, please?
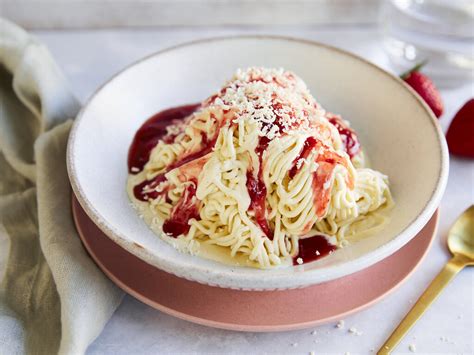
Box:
[130, 104, 221, 202]
[134, 132, 217, 202]
[130, 103, 228, 238]
[162, 179, 199, 238]
[293, 235, 336, 265]
[287, 134, 352, 218]
[246, 136, 272, 239]
[133, 173, 168, 202]
[288, 137, 318, 179]
[312, 151, 350, 217]
[327, 116, 360, 159]
[128, 103, 200, 173]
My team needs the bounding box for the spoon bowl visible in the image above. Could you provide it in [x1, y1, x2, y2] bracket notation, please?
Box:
[379, 205, 474, 354]
[448, 205, 474, 262]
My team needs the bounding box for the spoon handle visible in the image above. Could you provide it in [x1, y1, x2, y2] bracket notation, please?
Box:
[377, 253, 468, 355]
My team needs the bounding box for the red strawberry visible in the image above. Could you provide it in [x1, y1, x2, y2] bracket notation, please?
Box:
[446, 99, 474, 158]
[401, 62, 444, 118]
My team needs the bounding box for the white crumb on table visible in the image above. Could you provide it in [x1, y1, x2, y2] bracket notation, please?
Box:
[348, 326, 362, 336]
[440, 336, 456, 345]
[309, 351, 315, 355]
[291, 342, 298, 347]
[336, 320, 345, 329]
[311, 330, 317, 335]
[296, 257, 303, 265]
[409, 343, 416, 352]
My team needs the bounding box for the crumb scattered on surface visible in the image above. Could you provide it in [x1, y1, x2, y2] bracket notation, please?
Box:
[336, 320, 345, 329]
[348, 326, 363, 336]
[311, 330, 317, 335]
[345, 352, 351, 355]
[296, 257, 303, 265]
[309, 352, 315, 355]
[291, 342, 298, 347]
[409, 343, 416, 352]
[440, 336, 457, 345]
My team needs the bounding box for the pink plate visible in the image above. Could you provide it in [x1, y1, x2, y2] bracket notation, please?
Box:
[72, 194, 438, 332]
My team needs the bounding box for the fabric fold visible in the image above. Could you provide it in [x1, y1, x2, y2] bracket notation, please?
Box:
[0, 18, 123, 355]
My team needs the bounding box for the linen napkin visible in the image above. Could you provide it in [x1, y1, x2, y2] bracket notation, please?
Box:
[0, 18, 123, 355]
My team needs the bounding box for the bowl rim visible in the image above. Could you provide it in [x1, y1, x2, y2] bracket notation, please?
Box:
[67, 35, 449, 290]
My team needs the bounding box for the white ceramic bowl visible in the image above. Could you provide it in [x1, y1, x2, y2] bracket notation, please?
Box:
[67, 36, 448, 290]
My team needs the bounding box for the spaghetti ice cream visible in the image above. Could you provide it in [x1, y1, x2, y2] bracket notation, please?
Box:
[127, 67, 393, 268]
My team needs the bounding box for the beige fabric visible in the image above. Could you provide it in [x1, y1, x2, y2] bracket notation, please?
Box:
[0, 18, 123, 355]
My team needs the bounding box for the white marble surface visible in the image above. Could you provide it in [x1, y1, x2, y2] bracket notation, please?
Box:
[2, 0, 379, 29]
[32, 27, 474, 354]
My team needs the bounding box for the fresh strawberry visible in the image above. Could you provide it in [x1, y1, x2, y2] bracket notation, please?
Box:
[400, 62, 444, 118]
[446, 99, 474, 158]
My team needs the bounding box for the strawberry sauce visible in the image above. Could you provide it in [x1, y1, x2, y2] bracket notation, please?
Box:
[327, 116, 360, 159]
[246, 136, 272, 238]
[313, 150, 350, 217]
[293, 235, 336, 265]
[132, 133, 216, 202]
[133, 173, 168, 202]
[129, 104, 222, 238]
[288, 136, 318, 179]
[287, 135, 350, 218]
[162, 179, 199, 238]
[129, 104, 216, 202]
[128, 103, 200, 173]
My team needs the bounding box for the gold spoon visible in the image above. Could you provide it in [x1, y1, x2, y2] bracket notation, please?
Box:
[378, 205, 474, 354]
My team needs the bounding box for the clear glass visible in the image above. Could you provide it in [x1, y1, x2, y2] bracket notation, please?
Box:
[381, 0, 474, 87]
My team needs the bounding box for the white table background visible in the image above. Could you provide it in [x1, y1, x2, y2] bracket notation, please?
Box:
[34, 26, 473, 354]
